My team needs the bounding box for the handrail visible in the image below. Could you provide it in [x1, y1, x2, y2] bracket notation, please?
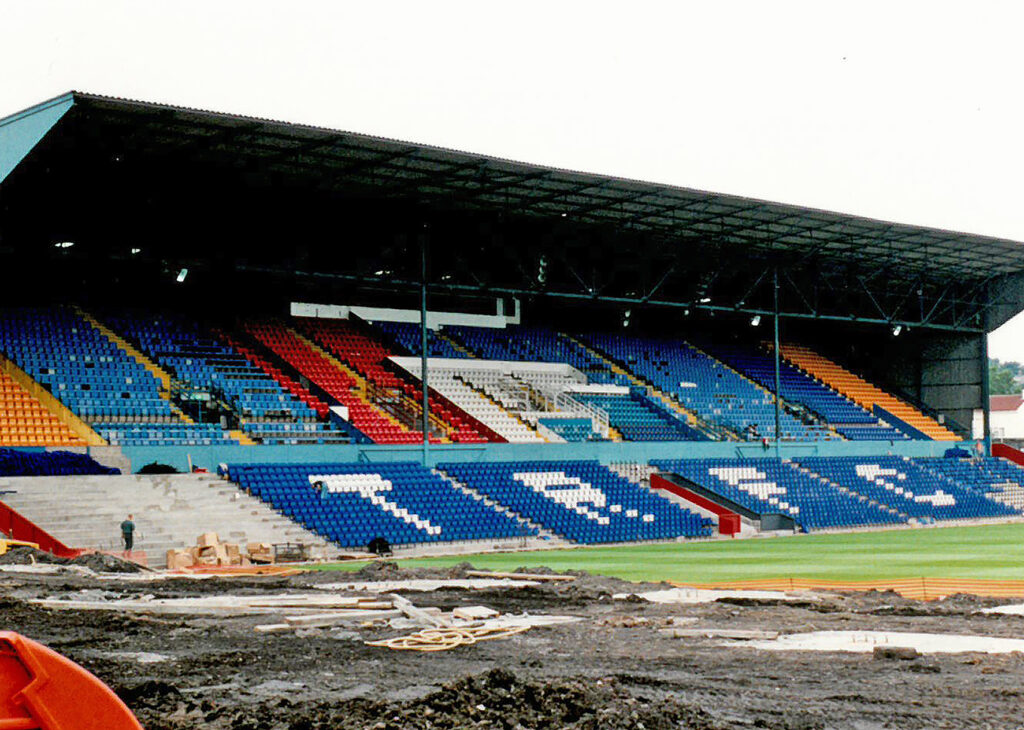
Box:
[0, 500, 82, 558]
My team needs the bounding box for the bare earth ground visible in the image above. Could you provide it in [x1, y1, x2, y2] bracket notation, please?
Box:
[4, 561, 1024, 729]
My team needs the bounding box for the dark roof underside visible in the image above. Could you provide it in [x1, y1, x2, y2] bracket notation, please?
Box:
[3, 92, 1024, 334]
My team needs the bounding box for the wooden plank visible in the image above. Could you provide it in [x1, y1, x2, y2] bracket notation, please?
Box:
[388, 593, 451, 627]
[284, 609, 402, 627]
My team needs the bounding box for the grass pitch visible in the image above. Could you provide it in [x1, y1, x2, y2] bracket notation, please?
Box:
[310, 522, 1024, 583]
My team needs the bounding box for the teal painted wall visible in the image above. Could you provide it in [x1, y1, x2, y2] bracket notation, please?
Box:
[115, 438, 962, 473]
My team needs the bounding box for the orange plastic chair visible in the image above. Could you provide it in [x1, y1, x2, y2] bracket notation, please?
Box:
[0, 632, 143, 730]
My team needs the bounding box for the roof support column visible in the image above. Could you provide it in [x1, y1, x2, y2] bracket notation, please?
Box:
[773, 267, 782, 461]
[981, 322, 992, 457]
[419, 230, 430, 466]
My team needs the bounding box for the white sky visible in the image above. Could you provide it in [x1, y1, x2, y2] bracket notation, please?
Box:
[4, 1, 1024, 359]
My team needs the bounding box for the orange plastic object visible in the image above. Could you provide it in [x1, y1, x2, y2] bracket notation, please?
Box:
[0, 632, 143, 730]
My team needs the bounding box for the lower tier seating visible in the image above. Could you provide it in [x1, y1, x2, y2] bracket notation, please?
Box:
[798, 456, 1015, 522]
[439, 460, 713, 543]
[0, 448, 119, 476]
[227, 462, 535, 548]
[653, 457, 904, 531]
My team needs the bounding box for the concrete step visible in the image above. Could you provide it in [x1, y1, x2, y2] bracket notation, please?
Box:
[0, 474, 330, 567]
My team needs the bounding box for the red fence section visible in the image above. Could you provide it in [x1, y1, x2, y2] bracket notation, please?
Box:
[650, 473, 741, 536]
[993, 443, 1024, 467]
[0, 501, 81, 558]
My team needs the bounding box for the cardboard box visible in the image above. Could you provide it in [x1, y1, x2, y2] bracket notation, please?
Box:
[197, 544, 230, 565]
[223, 543, 241, 562]
[165, 549, 194, 570]
[247, 542, 274, 564]
[197, 532, 220, 548]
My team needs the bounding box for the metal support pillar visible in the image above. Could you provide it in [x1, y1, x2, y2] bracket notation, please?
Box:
[773, 267, 782, 462]
[419, 233, 430, 466]
[981, 328, 992, 457]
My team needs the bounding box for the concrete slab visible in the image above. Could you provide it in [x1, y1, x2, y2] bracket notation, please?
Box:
[734, 630, 1024, 654]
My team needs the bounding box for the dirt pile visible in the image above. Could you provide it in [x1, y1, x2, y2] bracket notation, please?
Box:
[0, 546, 143, 573]
[0, 546, 66, 565]
[121, 669, 731, 730]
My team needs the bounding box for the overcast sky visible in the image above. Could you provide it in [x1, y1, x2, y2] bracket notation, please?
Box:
[4, 2, 1024, 360]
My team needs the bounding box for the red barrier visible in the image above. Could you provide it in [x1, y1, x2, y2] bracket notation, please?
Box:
[993, 443, 1024, 467]
[0, 501, 81, 558]
[0, 632, 144, 729]
[651, 474, 741, 536]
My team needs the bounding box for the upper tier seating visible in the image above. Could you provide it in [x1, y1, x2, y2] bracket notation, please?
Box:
[653, 457, 904, 531]
[426, 370, 542, 442]
[372, 321, 469, 359]
[227, 462, 535, 548]
[585, 334, 832, 441]
[298, 318, 486, 443]
[243, 321, 424, 444]
[704, 342, 908, 441]
[439, 460, 713, 543]
[0, 371, 85, 447]
[780, 344, 960, 440]
[0, 308, 233, 446]
[571, 389, 704, 442]
[537, 417, 595, 442]
[0, 448, 119, 476]
[797, 456, 1015, 521]
[102, 311, 349, 445]
[217, 330, 332, 419]
[447, 325, 624, 384]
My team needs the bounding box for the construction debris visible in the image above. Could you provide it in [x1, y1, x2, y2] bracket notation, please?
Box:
[315, 578, 543, 592]
[452, 606, 500, 621]
[366, 625, 529, 652]
[613, 587, 809, 605]
[389, 593, 451, 628]
[734, 630, 1024, 654]
[465, 570, 576, 582]
[166, 532, 257, 570]
[30, 593, 388, 616]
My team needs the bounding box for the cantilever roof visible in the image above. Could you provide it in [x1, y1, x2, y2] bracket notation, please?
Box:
[4, 91, 1024, 284]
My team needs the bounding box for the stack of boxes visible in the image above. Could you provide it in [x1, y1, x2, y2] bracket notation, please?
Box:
[165, 532, 272, 570]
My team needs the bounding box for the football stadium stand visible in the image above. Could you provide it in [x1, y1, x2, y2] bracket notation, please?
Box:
[5, 90, 1024, 567]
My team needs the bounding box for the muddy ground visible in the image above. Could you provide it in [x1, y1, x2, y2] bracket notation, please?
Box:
[3, 561, 1024, 729]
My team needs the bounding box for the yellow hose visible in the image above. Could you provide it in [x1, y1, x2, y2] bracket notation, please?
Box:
[366, 625, 529, 652]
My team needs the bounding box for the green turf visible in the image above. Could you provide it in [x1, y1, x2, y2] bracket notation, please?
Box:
[308, 522, 1024, 583]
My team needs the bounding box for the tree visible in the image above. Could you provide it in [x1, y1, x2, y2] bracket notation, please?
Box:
[989, 359, 1021, 395]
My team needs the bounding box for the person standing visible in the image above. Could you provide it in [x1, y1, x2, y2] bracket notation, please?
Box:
[120, 514, 135, 554]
